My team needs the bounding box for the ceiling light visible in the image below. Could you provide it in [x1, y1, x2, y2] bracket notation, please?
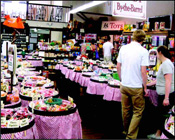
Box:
[69, 1, 107, 14]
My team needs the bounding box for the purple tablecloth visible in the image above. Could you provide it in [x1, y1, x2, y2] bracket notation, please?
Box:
[1, 123, 39, 139]
[103, 86, 121, 102]
[34, 110, 82, 139]
[27, 60, 43, 67]
[86, 80, 107, 95]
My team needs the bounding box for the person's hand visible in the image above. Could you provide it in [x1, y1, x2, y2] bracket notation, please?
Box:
[163, 98, 170, 106]
[144, 89, 149, 97]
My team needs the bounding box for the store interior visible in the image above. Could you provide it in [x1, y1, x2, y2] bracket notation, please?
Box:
[1, 1, 175, 139]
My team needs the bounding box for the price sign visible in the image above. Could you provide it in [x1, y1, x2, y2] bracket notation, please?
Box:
[7, 120, 20, 128]
[1, 101, 4, 109]
[149, 70, 154, 75]
[20, 118, 29, 127]
[1, 117, 6, 126]
[32, 95, 38, 101]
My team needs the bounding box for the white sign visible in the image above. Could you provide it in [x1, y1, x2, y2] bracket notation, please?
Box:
[32, 95, 38, 101]
[1, 117, 6, 126]
[112, 1, 146, 19]
[101, 21, 125, 31]
[7, 120, 20, 128]
[8, 54, 14, 72]
[20, 118, 29, 127]
[1, 101, 4, 109]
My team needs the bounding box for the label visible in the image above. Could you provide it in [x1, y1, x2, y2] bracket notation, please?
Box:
[149, 70, 153, 75]
[1, 117, 6, 126]
[8, 54, 14, 72]
[7, 120, 20, 128]
[20, 118, 29, 127]
[1, 101, 4, 109]
[32, 95, 38, 101]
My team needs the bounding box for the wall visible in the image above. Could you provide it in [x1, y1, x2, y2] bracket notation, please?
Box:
[29, 1, 51, 5]
[51, 31, 62, 42]
[25, 20, 68, 28]
[64, 1, 174, 25]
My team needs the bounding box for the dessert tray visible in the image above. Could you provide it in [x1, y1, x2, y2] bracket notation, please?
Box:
[20, 87, 59, 101]
[1, 107, 35, 134]
[28, 98, 76, 116]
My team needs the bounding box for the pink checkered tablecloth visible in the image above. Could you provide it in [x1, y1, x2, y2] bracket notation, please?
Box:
[147, 89, 158, 106]
[86, 80, 108, 95]
[1, 122, 39, 139]
[34, 110, 82, 139]
[60, 66, 68, 75]
[27, 60, 43, 67]
[21, 100, 30, 107]
[55, 64, 60, 70]
[103, 85, 121, 102]
[74, 72, 82, 83]
[74, 60, 83, 66]
[93, 66, 99, 71]
[78, 75, 91, 87]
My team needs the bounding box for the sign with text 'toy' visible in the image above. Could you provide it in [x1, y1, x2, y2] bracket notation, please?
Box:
[101, 21, 125, 31]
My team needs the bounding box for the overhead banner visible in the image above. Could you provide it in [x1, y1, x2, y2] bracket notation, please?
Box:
[112, 1, 147, 19]
[101, 21, 125, 31]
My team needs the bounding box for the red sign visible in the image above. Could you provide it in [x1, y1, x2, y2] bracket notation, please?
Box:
[101, 21, 125, 31]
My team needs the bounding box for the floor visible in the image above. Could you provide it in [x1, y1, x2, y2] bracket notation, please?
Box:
[52, 72, 157, 139]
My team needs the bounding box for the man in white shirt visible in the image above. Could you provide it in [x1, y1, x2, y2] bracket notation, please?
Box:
[103, 36, 114, 62]
[116, 30, 149, 139]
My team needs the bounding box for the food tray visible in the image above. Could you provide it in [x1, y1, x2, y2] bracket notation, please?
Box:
[44, 98, 62, 105]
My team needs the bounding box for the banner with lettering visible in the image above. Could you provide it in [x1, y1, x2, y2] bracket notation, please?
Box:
[101, 21, 125, 31]
[112, 1, 146, 19]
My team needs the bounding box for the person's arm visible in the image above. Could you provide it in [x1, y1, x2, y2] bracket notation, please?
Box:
[141, 66, 148, 95]
[116, 62, 121, 81]
[147, 80, 156, 86]
[163, 73, 172, 106]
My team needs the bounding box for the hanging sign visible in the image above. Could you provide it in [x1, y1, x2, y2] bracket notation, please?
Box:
[8, 45, 14, 72]
[101, 21, 125, 31]
[112, 1, 147, 19]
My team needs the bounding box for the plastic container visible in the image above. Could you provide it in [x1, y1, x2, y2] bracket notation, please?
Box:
[113, 73, 120, 81]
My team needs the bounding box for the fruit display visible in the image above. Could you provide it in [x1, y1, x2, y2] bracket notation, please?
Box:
[1, 107, 34, 128]
[29, 98, 75, 112]
[1, 91, 7, 97]
[24, 76, 45, 81]
[108, 79, 121, 87]
[21, 61, 33, 68]
[1, 70, 11, 79]
[21, 87, 58, 99]
[1, 83, 8, 92]
[165, 115, 174, 136]
[5, 93, 20, 104]
[22, 78, 54, 88]
[90, 75, 109, 82]
[74, 66, 83, 72]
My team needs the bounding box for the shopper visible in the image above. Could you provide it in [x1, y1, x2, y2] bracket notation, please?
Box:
[116, 29, 149, 139]
[103, 36, 114, 62]
[147, 45, 175, 139]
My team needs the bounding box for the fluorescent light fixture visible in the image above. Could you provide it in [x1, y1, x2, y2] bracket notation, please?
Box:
[69, 1, 107, 14]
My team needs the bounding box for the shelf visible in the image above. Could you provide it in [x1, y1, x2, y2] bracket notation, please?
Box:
[39, 50, 70, 53]
[123, 30, 169, 36]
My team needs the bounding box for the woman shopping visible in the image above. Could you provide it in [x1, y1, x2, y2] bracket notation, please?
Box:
[147, 45, 175, 139]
